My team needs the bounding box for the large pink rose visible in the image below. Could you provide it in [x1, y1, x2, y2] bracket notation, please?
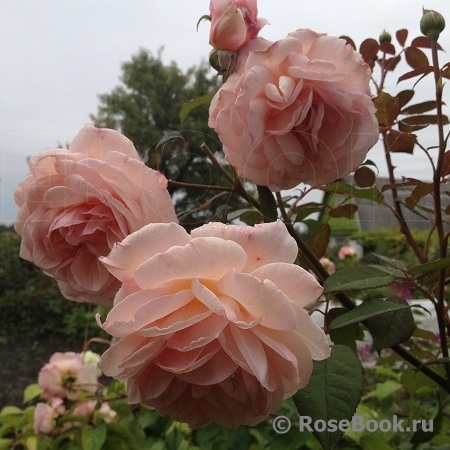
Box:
[209, 0, 267, 51]
[37, 352, 99, 400]
[14, 125, 177, 304]
[208, 29, 379, 191]
[97, 220, 330, 428]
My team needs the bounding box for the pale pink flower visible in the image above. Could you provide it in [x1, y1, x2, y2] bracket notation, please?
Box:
[14, 125, 177, 305]
[338, 245, 357, 260]
[209, 29, 378, 191]
[33, 398, 65, 436]
[319, 257, 336, 275]
[209, 0, 267, 51]
[38, 352, 99, 400]
[97, 220, 330, 428]
[72, 400, 117, 423]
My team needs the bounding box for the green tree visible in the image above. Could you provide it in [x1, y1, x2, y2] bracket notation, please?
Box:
[90, 48, 246, 229]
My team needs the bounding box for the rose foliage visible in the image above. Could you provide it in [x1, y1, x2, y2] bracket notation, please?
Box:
[4, 1, 450, 449]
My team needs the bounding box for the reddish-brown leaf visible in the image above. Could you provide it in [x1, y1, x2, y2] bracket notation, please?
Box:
[441, 65, 450, 81]
[328, 204, 358, 219]
[396, 29, 408, 47]
[396, 90, 415, 108]
[398, 120, 429, 133]
[307, 223, 331, 259]
[353, 166, 376, 188]
[359, 38, 379, 66]
[405, 181, 433, 209]
[385, 130, 417, 153]
[386, 55, 401, 72]
[373, 92, 400, 127]
[340, 35, 356, 50]
[379, 42, 396, 55]
[398, 66, 433, 83]
[405, 47, 429, 69]
[402, 115, 449, 126]
[410, 36, 443, 50]
[442, 151, 450, 177]
[401, 100, 437, 115]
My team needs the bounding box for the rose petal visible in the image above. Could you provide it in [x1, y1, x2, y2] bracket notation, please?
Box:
[251, 262, 323, 307]
[134, 236, 247, 288]
[191, 220, 297, 272]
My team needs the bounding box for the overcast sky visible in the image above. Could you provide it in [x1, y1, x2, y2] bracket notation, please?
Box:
[1, 0, 449, 225]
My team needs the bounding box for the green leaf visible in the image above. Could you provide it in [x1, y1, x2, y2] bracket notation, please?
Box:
[400, 367, 441, 395]
[409, 255, 450, 276]
[366, 298, 416, 352]
[323, 267, 395, 294]
[370, 253, 408, 272]
[321, 181, 384, 203]
[360, 434, 395, 450]
[419, 357, 450, 367]
[0, 439, 13, 450]
[23, 383, 43, 403]
[361, 379, 402, 401]
[0, 406, 23, 416]
[294, 345, 363, 450]
[179, 94, 214, 123]
[327, 308, 363, 350]
[226, 209, 263, 226]
[328, 299, 411, 330]
[82, 424, 107, 450]
[257, 185, 278, 223]
[410, 397, 443, 446]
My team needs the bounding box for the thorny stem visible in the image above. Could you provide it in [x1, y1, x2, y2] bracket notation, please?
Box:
[377, 51, 427, 264]
[430, 39, 450, 382]
[168, 180, 236, 192]
[382, 133, 427, 263]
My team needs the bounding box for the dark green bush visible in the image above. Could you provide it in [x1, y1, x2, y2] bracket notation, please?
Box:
[0, 226, 104, 341]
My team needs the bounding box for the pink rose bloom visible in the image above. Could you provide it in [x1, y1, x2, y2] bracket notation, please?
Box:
[338, 245, 357, 260]
[209, 0, 267, 51]
[34, 398, 65, 436]
[208, 29, 379, 191]
[97, 220, 330, 428]
[38, 352, 99, 400]
[14, 125, 177, 305]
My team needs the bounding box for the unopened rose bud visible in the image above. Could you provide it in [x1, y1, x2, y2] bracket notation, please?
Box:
[209, 49, 238, 81]
[420, 9, 445, 42]
[379, 30, 391, 44]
